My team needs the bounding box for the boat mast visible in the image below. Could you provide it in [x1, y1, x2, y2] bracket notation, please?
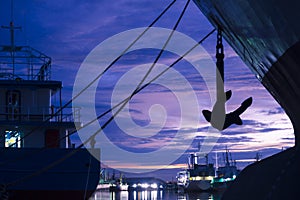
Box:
[1, 0, 21, 77]
[215, 151, 218, 177]
[225, 147, 230, 166]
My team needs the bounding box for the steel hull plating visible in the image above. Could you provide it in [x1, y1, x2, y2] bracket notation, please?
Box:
[0, 148, 100, 200]
[193, 0, 300, 199]
[187, 180, 211, 191]
[7, 190, 96, 200]
[193, 0, 300, 144]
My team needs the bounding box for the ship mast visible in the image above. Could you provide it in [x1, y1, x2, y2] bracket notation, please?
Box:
[215, 151, 218, 177]
[1, 0, 21, 76]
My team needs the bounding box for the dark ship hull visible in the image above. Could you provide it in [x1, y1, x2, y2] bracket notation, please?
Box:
[193, 0, 300, 199]
[0, 148, 100, 200]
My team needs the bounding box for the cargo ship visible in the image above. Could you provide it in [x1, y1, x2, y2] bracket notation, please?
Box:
[0, 20, 100, 199]
[193, 0, 300, 199]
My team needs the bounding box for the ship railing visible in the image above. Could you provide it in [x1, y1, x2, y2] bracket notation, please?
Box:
[0, 45, 52, 81]
[0, 105, 81, 123]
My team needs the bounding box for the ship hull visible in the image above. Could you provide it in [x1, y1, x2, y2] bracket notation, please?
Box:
[7, 190, 95, 200]
[186, 180, 211, 191]
[177, 180, 212, 192]
[193, 0, 300, 145]
[212, 180, 233, 192]
[0, 148, 100, 200]
[193, 0, 300, 199]
[222, 146, 300, 200]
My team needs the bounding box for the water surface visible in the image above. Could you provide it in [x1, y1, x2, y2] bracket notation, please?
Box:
[90, 190, 223, 200]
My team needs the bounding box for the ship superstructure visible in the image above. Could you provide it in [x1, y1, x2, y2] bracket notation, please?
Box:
[0, 22, 79, 149]
[0, 20, 100, 200]
[177, 153, 215, 191]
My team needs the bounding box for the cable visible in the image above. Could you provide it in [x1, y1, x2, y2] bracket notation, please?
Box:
[131, 0, 190, 98]
[5, 27, 216, 187]
[83, 155, 92, 200]
[0, 28, 215, 171]
[3, 0, 182, 185]
[3, 0, 217, 188]
[3, 0, 177, 147]
[0, 0, 179, 168]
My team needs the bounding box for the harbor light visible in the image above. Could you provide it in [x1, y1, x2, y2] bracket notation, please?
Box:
[141, 183, 149, 188]
[150, 183, 158, 189]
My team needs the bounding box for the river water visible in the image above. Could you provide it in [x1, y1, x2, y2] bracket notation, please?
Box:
[90, 190, 223, 200]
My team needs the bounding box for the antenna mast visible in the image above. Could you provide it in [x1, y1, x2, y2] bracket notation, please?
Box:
[1, 0, 21, 76]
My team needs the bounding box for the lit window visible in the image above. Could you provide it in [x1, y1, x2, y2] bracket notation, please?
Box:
[5, 130, 22, 148]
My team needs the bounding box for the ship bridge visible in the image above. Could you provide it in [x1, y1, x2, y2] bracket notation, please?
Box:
[0, 21, 80, 149]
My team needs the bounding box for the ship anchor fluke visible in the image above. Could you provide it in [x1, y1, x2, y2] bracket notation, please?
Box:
[202, 28, 252, 131]
[202, 95, 253, 131]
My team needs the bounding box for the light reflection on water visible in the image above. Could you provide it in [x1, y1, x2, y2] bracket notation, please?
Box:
[90, 190, 223, 200]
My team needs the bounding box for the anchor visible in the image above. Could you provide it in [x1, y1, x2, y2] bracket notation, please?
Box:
[202, 27, 252, 131]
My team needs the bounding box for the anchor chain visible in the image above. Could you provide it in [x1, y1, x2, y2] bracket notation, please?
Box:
[216, 27, 225, 85]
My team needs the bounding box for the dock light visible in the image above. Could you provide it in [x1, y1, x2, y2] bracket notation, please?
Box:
[141, 183, 149, 188]
[150, 183, 158, 189]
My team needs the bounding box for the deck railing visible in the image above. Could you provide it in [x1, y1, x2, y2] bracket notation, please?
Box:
[0, 105, 80, 123]
[0, 46, 52, 81]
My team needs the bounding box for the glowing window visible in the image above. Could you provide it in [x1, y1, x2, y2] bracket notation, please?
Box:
[5, 130, 22, 148]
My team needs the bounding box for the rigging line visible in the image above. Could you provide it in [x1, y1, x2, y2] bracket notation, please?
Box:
[75, 29, 216, 149]
[102, 0, 190, 133]
[56, 28, 215, 150]
[4, 0, 188, 167]
[3, 0, 183, 183]
[83, 155, 92, 200]
[131, 0, 190, 98]
[67, 0, 190, 139]
[4, 0, 177, 147]
[1, 28, 216, 169]
[0, 28, 215, 169]
[5, 28, 215, 187]
[59, 0, 177, 110]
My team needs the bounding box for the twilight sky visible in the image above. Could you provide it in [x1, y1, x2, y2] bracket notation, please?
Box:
[0, 0, 294, 180]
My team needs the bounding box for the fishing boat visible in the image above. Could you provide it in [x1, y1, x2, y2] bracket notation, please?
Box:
[193, 0, 300, 199]
[177, 153, 215, 192]
[0, 20, 100, 199]
[212, 149, 240, 191]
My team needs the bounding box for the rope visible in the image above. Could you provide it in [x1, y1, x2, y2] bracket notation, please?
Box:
[0, 0, 179, 169]
[2, 0, 177, 147]
[49, 28, 215, 152]
[83, 155, 92, 200]
[0, 27, 216, 170]
[5, 27, 216, 187]
[131, 0, 190, 98]
[4, 0, 203, 187]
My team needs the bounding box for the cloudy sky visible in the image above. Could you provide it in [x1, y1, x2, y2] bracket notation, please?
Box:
[0, 0, 294, 180]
